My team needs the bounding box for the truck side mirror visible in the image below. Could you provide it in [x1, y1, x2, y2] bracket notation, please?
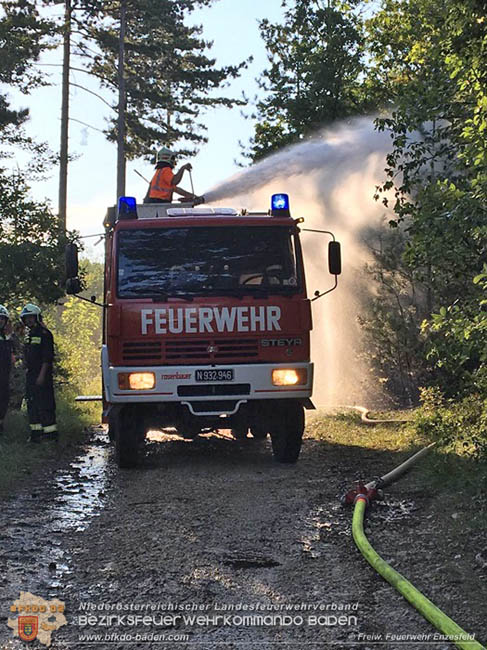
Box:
[65, 243, 79, 279]
[328, 241, 342, 275]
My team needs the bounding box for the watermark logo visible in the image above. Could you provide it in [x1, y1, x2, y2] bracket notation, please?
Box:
[18, 615, 38, 642]
[8, 592, 67, 647]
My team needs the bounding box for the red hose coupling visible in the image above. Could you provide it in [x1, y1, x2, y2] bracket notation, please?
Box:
[341, 481, 380, 506]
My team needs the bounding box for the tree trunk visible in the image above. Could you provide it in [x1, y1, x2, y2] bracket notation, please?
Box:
[116, 0, 127, 201]
[58, 0, 71, 235]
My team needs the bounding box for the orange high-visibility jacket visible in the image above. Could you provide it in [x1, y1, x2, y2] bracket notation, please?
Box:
[148, 167, 174, 201]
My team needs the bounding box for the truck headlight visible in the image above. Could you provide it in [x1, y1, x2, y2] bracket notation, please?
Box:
[118, 372, 155, 390]
[272, 368, 307, 386]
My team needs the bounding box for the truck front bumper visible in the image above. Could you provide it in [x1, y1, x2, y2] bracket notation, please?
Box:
[103, 347, 313, 414]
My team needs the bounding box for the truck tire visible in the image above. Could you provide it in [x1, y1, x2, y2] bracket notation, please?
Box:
[269, 401, 304, 463]
[115, 407, 139, 469]
[250, 425, 268, 439]
[231, 425, 248, 440]
[108, 411, 117, 442]
[181, 426, 200, 440]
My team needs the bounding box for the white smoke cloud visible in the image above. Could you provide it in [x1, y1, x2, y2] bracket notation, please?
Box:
[204, 117, 394, 406]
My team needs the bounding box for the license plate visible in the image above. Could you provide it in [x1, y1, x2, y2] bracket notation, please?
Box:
[195, 369, 234, 382]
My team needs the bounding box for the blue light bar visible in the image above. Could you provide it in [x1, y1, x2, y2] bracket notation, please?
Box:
[271, 193, 289, 211]
[118, 196, 138, 220]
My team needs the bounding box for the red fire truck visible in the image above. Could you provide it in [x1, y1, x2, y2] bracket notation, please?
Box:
[66, 194, 341, 467]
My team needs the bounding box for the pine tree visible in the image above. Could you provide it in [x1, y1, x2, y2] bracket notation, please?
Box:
[71, 0, 248, 158]
[0, 0, 55, 132]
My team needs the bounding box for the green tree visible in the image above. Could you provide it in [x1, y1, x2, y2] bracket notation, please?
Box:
[70, 0, 248, 158]
[366, 0, 487, 397]
[0, 1, 59, 173]
[0, 173, 66, 308]
[248, 0, 374, 160]
[0, 2, 79, 312]
[0, 0, 55, 132]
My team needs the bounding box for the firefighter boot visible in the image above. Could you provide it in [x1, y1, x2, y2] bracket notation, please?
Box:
[43, 424, 58, 442]
[29, 423, 42, 443]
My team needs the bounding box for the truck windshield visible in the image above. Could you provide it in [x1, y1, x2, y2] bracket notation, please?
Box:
[117, 226, 301, 299]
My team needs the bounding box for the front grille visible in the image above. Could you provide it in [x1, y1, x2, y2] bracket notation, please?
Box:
[122, 341, 162, 362]
[165, 338, 259, 363]
[177, 384, 251, 397]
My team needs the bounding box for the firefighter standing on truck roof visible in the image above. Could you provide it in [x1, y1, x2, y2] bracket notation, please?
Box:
[144, 146, 203, 204]
[0, 305, 13, 434]
[21, 304, 57, 443]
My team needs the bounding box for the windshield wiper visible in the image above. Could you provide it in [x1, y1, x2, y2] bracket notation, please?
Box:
[199, 288, 244, 300]
[149, 292, 194, 302]
[170, 292, 194, 302]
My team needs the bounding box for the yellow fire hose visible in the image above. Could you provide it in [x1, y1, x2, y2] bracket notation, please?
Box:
[353, 498, 485, 649]
[345, 419, 485, 650]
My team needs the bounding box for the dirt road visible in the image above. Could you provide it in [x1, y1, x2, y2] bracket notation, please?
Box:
[1, 420, 485, 649]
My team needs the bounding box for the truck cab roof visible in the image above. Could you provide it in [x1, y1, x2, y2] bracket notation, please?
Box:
[105, 200, 295, 229]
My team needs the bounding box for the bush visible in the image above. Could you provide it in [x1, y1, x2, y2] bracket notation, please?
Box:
[413, 387, 487, 461]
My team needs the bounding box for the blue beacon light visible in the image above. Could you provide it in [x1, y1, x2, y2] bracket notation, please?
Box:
[271, 193, 290, 216]
[118, 196, 138, 219]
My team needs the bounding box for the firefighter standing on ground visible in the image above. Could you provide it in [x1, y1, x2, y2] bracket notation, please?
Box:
[0, 305, 13, 434]
[144, 146, 203, 204]
[21, 304, 57, 442]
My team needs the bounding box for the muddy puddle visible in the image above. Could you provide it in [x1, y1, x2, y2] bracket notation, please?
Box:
[1, 428, 111, 603]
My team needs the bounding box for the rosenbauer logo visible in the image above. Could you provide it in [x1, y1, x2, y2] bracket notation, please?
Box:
[140, 306, 282, 335]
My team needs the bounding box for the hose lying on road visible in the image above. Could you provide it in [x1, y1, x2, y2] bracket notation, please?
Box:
[344, 408, 485, 650]
[353, 498, 485, 650]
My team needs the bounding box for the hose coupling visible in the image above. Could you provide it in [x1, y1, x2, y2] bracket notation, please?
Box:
[354, 493, 369, 506]
[341, 481, 380, 507]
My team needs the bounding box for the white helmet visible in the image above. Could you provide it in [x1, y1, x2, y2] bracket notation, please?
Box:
[20, 303, 42, 323]
[156, 146, 175, 164]
[0, 305, 9, 320]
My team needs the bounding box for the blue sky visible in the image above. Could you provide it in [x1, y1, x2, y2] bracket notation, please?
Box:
[4, 0, 285, 250]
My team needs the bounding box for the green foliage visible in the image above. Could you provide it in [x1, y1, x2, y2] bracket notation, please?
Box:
[422, 268, 487, 396]
[0, 173, 65, 308]
[247, 0, 375, 161]
[358, 224, 430, 403]
[72, 0, 248, 158]
[47, 259, 103, 396]
[0, 0, 55, 130]
[364, 0, 487, 401]
[413, 387, 487, 461]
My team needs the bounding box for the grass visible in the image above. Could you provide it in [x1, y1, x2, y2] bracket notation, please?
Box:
[0, 389, 101, 498]
[306, 407, 487, 500]
[306, 408, 423, 452]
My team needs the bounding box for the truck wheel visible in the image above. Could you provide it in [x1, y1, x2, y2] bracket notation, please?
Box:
[250, 425, 268, 439]
[108, 411, 117, 442]
[231, 425, 248, 440]
[269, 402, 304, 463]
[181, 426, 200, 440]
[115, 407, 139, 468]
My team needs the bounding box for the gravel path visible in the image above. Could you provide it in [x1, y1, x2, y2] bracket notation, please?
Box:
[1, 423, 485, 649]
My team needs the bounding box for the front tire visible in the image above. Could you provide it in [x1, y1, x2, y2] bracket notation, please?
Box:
[269, 401, 304, 463]
[108, 411, 117, 442]
[231, 425, 248, 440]
[250, 425, 268, 439]
[115, 407, 139, 468]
